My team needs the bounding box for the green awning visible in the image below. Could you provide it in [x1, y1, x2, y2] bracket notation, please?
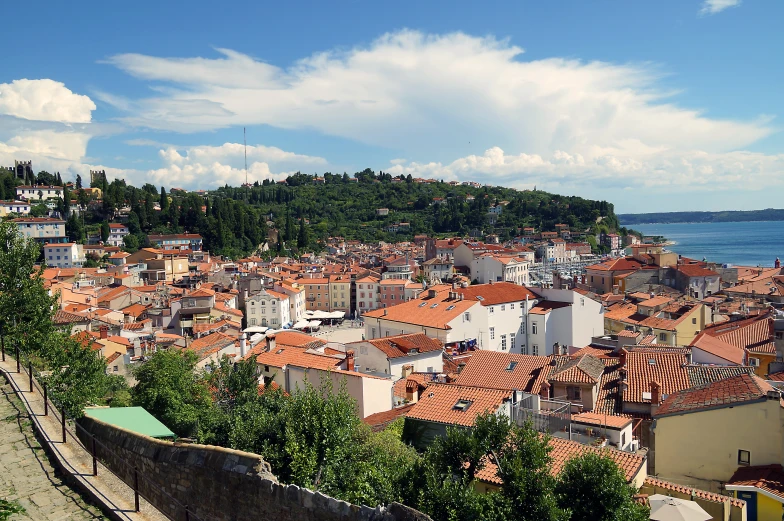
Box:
[84, 406, 176, 439]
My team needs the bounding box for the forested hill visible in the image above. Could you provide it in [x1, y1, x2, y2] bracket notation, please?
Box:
[0, 166, 623, 258]
[213, 170, 619, 241]
[619, 208, 784, 225]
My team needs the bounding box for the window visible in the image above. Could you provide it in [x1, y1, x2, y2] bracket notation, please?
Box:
[567, 386, 581, 400]
[264, 365, 270, 372]
[738, 450, 751, 466]
[510, 303, 515, 310]
[590, 276, 594, 282]
[501, 305, 505, 312]
[580, 298, 585, 307]
[520, 323, 525, 334]
[531, 322, 538, 335]
[532, 344, 539, 356]
[506, 361, 517, 371]
[501, 335, 507, 350]
[249, 318, 257, 325]
[659, 333, 667, 341]
[489, 306, 494, 314]
[464, 312, 470, 322]
[490, 327, 495, 340]
[453, 399, 473, 411]
[510, 333, 515, 346]
[692, 317, 697, 324]
[522, 345, 528, 355]
[430, 303, 438, 309]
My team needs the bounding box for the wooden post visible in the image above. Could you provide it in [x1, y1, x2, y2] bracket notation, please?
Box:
[1, 332, 5, 362]
[91, 436, 97, 476]
[61, 406, 66, 443]
[134, 468, 140, 512]
[43, 383, 48, 416]
[15, 346, 20, 373]
[28, 362, 33, 393]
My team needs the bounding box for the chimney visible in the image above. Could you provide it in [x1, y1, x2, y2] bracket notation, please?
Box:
[402, 364, 414, 378]
[99, 325, 108, 339]
[457, 362, 466, 374]
[539, 381, 550, 400]
[618, 348, 628, 367]
[581, 274, 586, 285]
[239, 332, 247, 358]
[266, 333, 276, 352]
[685, 350, 692, 365]
[133, 338, 141, 358]
[650, 381, 662, 407]
[346, 349, 355, 371]
[612, 284, 619, 295]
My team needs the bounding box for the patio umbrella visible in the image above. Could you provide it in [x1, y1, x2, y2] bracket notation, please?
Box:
[648, 494, 712, 521]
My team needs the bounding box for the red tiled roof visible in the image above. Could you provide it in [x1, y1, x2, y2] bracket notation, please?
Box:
[727, 464, 784, 501]
[549, 354, 606, 384]
[456, 282, 538, 306]
[254, 346, 342, 371]
[587, 257, 647, 272]
[274, 331, 327, 349]
[655, 373, 777, 417]
[571, 412, 632, 429]
[624, 350, 690, 404]
[364, 285, 477, 329]
[677, 264, 720, 278]
[406, 384, 510, 427]
[453, 351, 553, 393]
[769, 371, 784, 382]
[643, 477, 746, 507]
[120, 303, 148, 318]
[690, 332, 746, 365]
[186, 332, 236, 360]
[360, 333, 443, 359]
[475, 436, 646, 486]
[53, 309, 90, 324]
[703, 315, 775, 355]
[362, 404, 415, 431]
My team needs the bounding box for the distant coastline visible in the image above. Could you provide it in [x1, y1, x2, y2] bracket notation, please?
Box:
[619, 209, 784, 226]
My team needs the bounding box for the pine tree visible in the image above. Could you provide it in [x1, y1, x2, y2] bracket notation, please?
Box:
[160, 187, 169, 212]
[297, 218, 308, 249]
[76, 174, 82, 190]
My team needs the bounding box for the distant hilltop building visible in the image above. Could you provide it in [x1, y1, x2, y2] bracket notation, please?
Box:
[11, 160, 33, 180]
[90, 169, 106, 186]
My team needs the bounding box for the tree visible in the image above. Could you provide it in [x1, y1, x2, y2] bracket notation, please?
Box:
[131, 350, 214, 438]
[0, 221, 58, 356]
[123, 234, 140, 253]
[160, 186, 169, 212]
[30, 203, 48, 217]
[100, 221, 110, 243]
[75, 174, 82, 190]
[555, 453, 649, 521]
[297, 218, 309, 249]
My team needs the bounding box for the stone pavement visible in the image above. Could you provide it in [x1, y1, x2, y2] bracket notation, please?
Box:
[0, 381, 107, 520]
[0, 358, 167, 521]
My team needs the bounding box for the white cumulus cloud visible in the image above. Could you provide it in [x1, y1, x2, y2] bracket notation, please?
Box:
[0, 79, 96, 123]
[700, 0, 741, 15]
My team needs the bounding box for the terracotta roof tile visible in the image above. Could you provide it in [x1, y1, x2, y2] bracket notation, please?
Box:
[727, 464, 784, 501]
[690, 333, 746, 365]
[358, 333, 443, 359]
[406, 384, 510, 427]
[453, 351, 553, 393]
[53, 309, 91, 325]
[254, 346, 342, 371]
[655, 373, 777, 417]
[455, 282, 538, 306]
[549, 354, 606, 384]
[363, 285, 477, 329]
[703, 315, 775, 355]
[186, 332, 236, 360]
[624, 350, 690, 404]
[475, 436, 646, 486]
[273, 331, 327, 350]
[362, 404, 415, 431]
[643, 477, 746, 507]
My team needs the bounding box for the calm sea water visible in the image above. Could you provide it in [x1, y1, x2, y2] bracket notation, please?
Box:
[630, 221, 784, 267]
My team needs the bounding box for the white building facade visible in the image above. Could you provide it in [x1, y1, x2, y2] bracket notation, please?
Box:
[44, 243, 85, 268]
[245, 289, 291, 328]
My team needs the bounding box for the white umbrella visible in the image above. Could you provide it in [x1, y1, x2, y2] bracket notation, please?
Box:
[649, 494, 712, 521]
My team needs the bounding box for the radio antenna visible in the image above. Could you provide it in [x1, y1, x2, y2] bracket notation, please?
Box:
[244, 127, 248, 186]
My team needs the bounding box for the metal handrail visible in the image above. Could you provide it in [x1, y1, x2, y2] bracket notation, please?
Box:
[5, 346, 203, 521]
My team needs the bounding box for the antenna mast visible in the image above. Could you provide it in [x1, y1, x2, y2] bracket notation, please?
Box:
[244, 127, 248, 186]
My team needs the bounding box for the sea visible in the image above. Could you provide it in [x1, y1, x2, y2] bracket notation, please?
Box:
[628, 221, 784, 268]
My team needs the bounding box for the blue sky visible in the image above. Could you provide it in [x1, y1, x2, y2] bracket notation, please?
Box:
[1, 0, 781, 213]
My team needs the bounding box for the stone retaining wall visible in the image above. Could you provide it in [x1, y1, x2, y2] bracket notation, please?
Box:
[77, 415, 431, 521]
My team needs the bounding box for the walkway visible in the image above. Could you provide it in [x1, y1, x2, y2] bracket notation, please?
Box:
[0, 357, 167, 521]
[0, 381, 107, 520]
